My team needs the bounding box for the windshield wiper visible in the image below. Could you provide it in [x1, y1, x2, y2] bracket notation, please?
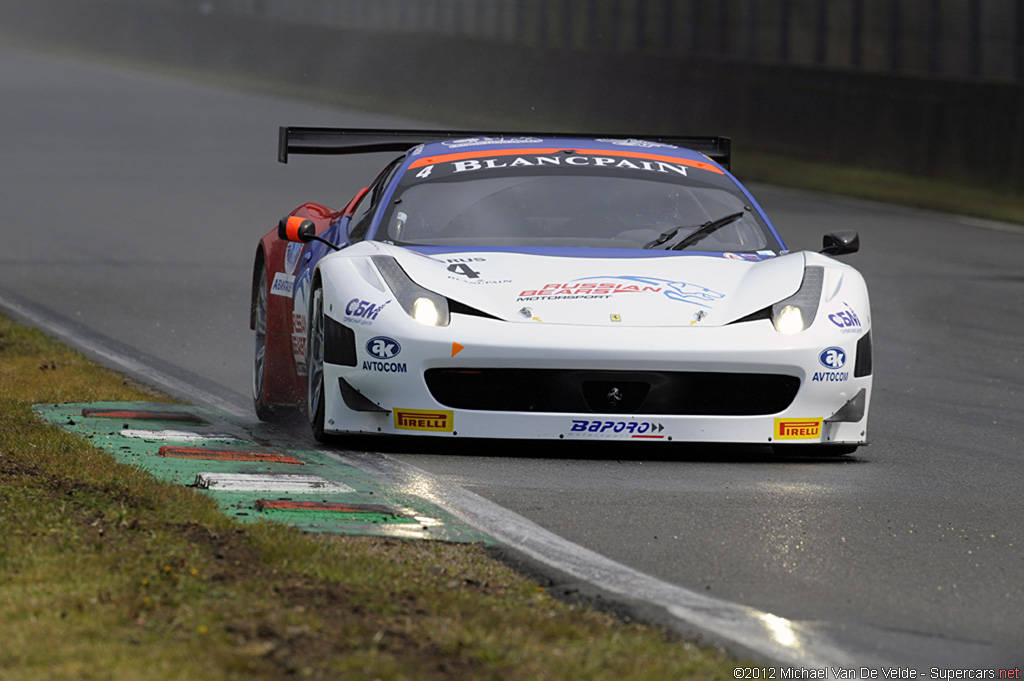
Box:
[643, 210, 747, 250]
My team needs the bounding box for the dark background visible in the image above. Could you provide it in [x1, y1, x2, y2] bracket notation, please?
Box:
[2, 0, 1023, 190]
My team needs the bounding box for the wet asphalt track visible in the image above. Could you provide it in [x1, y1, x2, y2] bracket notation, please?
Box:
[2, 44, 1023, 666]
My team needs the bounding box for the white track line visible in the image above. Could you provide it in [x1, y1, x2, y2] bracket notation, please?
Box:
[121, 429, 243, 442]
[0, 291, 249, 419]
[324, 448, 867, 667]
[193, 473, 354, 493]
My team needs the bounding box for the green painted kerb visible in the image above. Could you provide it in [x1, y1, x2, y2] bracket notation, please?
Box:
[34, 401, 490, 544]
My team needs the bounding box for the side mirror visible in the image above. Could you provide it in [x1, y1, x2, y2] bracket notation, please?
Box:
[821, 230, 859, 256]
[277, 216, 342, 252]
[278, 216, 316, 243]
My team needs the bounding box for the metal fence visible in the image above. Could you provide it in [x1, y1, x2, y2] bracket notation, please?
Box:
[156, 0, 1024, 82]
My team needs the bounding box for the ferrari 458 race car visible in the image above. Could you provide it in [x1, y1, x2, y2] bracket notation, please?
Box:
[251, 128, 872, 453]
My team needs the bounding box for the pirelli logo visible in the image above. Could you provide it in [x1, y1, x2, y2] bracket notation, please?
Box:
[394, 409, 454, 433]
[774, 417, 823, 440]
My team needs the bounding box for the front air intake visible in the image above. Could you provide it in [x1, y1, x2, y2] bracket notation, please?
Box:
[854, 332, 872, 377]
[425, 368, 799, 416]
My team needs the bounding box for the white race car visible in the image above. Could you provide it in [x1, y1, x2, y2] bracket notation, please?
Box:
[251, 128, 871, 453]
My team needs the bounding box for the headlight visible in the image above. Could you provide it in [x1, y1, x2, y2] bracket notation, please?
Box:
[412, 297, 444, 326]
[772, 266, 823, 334]
[372, 256, 450, 327]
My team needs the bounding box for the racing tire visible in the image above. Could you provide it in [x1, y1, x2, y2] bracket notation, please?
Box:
[306, 280, 329, 442]
[252, 259, 278, 422]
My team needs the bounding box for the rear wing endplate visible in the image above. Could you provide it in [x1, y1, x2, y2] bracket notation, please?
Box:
[278, 127, 731, 170]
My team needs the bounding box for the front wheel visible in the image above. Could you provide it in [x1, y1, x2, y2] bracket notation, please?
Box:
[306, 281, 328, 442]
[252, 261, 278, 422]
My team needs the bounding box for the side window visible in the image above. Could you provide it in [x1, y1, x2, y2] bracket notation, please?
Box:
[346, 188, 375, 243]
[348, 156, 404, 243]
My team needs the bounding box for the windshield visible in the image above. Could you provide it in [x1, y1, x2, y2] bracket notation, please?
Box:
[375, 151, 781, 252]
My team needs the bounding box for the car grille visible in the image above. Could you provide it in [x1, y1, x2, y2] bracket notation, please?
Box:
[424, 368, 800, 416]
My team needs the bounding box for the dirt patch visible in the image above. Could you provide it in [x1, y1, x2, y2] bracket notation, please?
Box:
[163, 523, 488, 679]
[0, 451, 43, 478]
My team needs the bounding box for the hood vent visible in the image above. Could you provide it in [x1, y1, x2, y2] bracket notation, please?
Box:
[448, 297, 503, 320]
[728, 306, 772, 325]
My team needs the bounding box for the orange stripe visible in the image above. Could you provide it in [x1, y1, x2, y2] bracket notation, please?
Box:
[81, 408, 208, 423]
[255, 500, 398, 515]
[409, 148, 563, 168]
[408, 147, 723, 174]
[157, 446, 304, 465]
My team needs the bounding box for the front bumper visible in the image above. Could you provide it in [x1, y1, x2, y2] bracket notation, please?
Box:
[320, 313, 872, 445]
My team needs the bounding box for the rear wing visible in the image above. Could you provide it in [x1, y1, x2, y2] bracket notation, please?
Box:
[278, 126, 731, 170]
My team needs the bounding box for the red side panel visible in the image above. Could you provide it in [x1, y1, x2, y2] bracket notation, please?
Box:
[253, 202, 341, 408]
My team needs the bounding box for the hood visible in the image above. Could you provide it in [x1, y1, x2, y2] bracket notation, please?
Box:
[383, 246, 807, 327]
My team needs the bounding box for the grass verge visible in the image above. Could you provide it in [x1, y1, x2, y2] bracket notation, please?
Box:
[0, 313, 741, 680]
